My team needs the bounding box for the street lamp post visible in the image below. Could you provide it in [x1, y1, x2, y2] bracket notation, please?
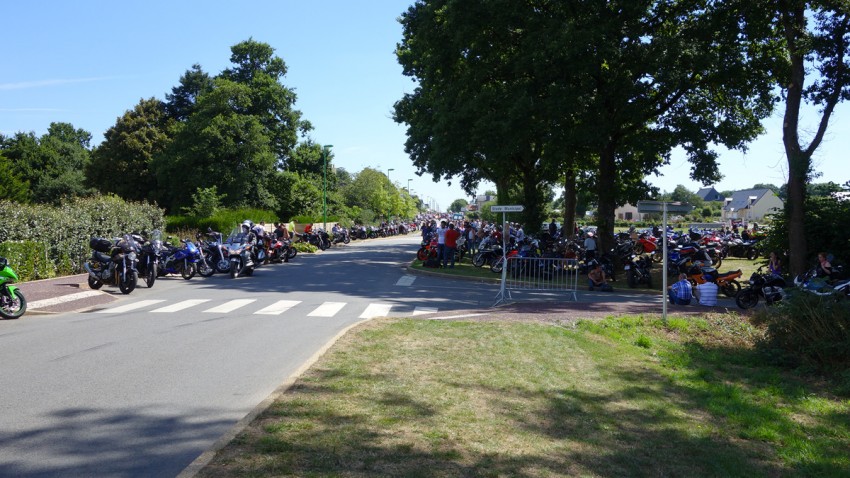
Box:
[322, 145, 333, 232]
[386, 168, 394, 220]
[407, 178, 412, 193]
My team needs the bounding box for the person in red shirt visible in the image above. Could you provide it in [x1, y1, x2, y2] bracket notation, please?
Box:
[443, 223, 461, 268]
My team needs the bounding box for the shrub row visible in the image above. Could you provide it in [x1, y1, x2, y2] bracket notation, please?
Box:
[0, 195, 165, 281]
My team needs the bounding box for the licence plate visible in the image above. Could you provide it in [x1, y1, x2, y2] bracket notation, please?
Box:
[624, 265, 630, 270]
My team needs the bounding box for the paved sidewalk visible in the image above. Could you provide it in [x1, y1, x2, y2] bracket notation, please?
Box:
[16, 273, 118, 315]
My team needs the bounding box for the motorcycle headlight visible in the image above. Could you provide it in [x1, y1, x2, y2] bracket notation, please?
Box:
[128, 252, 137, 261]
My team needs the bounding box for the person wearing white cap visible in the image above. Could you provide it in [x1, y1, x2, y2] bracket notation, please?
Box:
[584, 231, 598, 260]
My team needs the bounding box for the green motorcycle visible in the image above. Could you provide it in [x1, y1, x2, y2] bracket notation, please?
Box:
[0, 257, 26, 319]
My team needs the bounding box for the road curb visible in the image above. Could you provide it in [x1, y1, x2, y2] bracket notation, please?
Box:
[176, 316, 376, 478]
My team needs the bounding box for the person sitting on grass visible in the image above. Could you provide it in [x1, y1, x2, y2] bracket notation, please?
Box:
[694, 274, 719, 306]
[587, 262, 610, 291]
[668, 273, 692, 305]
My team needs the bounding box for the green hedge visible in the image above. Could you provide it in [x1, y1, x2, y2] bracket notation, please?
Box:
[0, 241, 52, 281]
[0, 195, 165, 280]
[167, 208, 279, 234]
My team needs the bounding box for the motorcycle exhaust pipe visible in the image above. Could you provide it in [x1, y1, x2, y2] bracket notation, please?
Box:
[83, 262, 99, 280]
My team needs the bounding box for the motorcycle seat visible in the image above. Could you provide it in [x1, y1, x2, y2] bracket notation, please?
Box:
[93, 251, 112, 263]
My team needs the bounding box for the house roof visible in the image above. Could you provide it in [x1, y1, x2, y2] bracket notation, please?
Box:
[696, 187, 723, 201]
[723, 188, 771, 211]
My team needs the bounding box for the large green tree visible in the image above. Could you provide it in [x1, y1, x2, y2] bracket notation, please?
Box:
[774, 1, 850, 275]
[395, 1, 778, 251]
[87, 97, 172, 201]
[0, 153, 30, 202]
[1, 123, 95, 204]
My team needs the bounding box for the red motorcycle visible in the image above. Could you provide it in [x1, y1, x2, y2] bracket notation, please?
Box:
[416, 234, 439, 261]
[633, 233, 664, 263]
[268, 238, 297, 263]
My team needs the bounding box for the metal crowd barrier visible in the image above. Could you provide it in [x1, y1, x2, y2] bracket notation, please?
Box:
[494, 257, 579, 306]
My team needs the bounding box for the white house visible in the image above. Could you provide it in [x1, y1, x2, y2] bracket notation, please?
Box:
[722, 188, 784, 223]
[614, 203, 643, 222]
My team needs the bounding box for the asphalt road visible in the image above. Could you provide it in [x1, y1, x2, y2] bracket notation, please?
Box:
[1, 235, 731, 477]
[0, 235, 504, 477]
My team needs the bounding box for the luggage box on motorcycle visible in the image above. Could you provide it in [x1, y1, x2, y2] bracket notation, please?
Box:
[90, 237, 112, 253]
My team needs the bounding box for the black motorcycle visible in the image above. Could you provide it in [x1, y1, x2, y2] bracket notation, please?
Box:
[722, 237, 760, 260]
[736, 267, 786, 309]
[131, 233, 158, 288]
[625, 254, 653, 288]
[84, 235, 138, 294]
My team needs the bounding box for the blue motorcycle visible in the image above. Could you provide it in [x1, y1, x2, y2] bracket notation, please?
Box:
[156, 234, 200, 280]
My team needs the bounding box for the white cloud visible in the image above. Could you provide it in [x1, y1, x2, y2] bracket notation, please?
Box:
[0, 77, 118, 91]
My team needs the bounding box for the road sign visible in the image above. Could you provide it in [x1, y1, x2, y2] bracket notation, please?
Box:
[636, 201, 694, 214]
[491, 205, 524, 212]
[452, 213, 463, 220]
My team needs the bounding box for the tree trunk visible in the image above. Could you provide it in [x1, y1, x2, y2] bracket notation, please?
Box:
[563, 170, 577, 238]
[596, 144, 617, 256]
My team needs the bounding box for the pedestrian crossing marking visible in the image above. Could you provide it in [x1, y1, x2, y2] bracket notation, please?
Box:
[308, 302, 347, 317]
[151, 299, 211, 313]
[254, 300, 301, 315]
[203, 299, 257, 313]
[395, 276, 416, 286]
[411, 307, 438, 316]
[359, 303, 393, 319]
[96, 299, 166, 313]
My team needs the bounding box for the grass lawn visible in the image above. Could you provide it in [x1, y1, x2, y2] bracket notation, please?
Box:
[198, 314, 850, 477]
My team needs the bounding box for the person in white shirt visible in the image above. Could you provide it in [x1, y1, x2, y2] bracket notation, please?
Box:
[695, 278, 719, 306]
[515, 224, 525, 243]
[584, 232, 597, 260]
[436, 220, 448, 265]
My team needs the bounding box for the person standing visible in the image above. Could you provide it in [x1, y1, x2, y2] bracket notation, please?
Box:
[584, 232, 598, 260]
[668, 273, 692, 305]
[436, 220, 448, 266]
[444, 223, 461, 268]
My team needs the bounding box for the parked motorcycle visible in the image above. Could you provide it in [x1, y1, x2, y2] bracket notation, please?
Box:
[132, 233, 159, 288]
[225, 227, 260, 278]
[721, 236, 760, 260]
[85, 235, 139, 294]
[736, 267, 787, 309]
[200, 229, 231, 274]
[0, 257, 26, 319]
[268, 237, 297, 263]
[157, 237, 200, 280]
[793, 264, 850, 297]
[625, 254, 653, 288]
[686, 266, 743, 298]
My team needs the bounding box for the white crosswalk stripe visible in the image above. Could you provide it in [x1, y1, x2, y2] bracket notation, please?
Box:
[96, 299, 165, 313]
[411, 307, 438, 316]
[395, 276, 416, 286]
[308, 302, 347, 317]
[359, 303, 393, 319]
[254, 300, 301, 315]
[93, 299, 437, 318]
[203, 299, 257, 313]
[151, 299, 210, 313]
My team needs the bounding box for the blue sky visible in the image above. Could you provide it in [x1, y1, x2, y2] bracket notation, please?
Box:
[2, 1, 848, 212]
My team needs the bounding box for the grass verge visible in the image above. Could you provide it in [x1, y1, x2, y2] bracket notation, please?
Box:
[198, 314, 850, 477]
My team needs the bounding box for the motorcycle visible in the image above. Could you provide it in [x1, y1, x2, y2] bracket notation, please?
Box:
[268, 237, 297, 263]
[132, 233, 159, 288]
[793, 264, 850, 297]
[0, 257, 26, 319]
[84, 235, 139, 294]
[199, 229, 231, 274]
[332, 228, 351, 245]
[736, 267, 787, 309]
[157, 237, 200, 280]
[686, 266, 743, 298]
[625, 254, 653, 288]
[225, 228, 260, 278]
[721, 236, 760, 260]
[632, 233, 663, 263]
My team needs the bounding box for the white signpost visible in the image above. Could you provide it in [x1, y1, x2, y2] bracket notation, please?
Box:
[637, 201, 694, 323]
[492, 205, 524, 305]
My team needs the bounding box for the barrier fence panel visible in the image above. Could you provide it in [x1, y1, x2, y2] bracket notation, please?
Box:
[494, 257, 579, 306]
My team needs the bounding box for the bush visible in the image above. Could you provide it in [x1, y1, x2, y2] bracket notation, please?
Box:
[292, 242, 318, 253]
[0, 195, 165, 279]
[167, 208, 279, 234]
[754, 291, 850, 372]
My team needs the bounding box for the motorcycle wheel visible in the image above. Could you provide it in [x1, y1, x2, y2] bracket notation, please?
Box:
[118, 271, 137, 295]
[197, 258, 215, 278]
[645, 274, 653, 289]
[712, 255, 722, 269]
[88, 276, 104, 290]
[230, 262, 239, 279]
[633, 243, 645, 255]
[747, 248, 759, 260]
[0, 289, 27, 319]
[472, 252, 487, 268]
[215, 258, 231, 274]
[286, 248, 298, 260]
[344, 236, 350, 244]
[651, 250, 664, 263]
[735, 289, 759, 309]
[145, 263, 157, 288]
[181, 263, 196, 280]
[720, 280, 741, 298]
[491, 258, 504, 273]
[244, 268, 254, 276]
[627, 269, 637, 288]
[417, 247, 429, 261]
